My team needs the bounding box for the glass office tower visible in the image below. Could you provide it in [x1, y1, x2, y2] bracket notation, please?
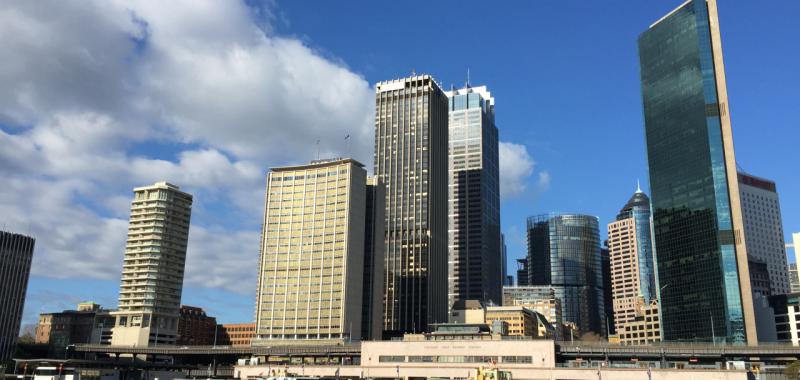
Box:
[616, 187, 657, 303]
[444, 85, 501, 312]
[527, 214, 605, 336]
[374, 75, 449, 335]
[639, 0, 756, 344]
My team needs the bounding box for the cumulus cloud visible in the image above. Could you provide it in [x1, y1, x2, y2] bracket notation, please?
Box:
[0, 0, 374, 298]
[499, 141, 539, 198]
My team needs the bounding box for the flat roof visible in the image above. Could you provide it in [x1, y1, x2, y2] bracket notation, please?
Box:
[270, 157, 364, 172]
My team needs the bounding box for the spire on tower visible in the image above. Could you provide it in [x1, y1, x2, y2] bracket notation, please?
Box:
[636, 179, 643, 193]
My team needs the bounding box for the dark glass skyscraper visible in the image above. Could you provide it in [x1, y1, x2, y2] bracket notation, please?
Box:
[639, 0, 756, 344]
[0, 231, 35, 362]
[444, 85, 501, 311]
[374, 75, 449, 335]
[527, 214, 605, 336]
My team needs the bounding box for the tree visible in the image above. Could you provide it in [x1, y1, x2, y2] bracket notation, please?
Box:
[785, 360, 800, 380]
[18, 324, 36, 344]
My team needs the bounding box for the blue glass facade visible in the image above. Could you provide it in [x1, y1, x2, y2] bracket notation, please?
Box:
[446, 86, 502, 311]
[639, 0, 748, 343]
[527, 214, 605, 335]
[616, 190, 656, 303]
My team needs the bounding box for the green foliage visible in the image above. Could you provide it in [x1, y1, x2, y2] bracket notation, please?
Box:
[785, 360, 800, 380]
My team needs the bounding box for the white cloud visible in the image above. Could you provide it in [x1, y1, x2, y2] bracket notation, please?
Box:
[499, 141, 538, 198]
[537, 171, 551, 191]
[0, 0, 376, 300]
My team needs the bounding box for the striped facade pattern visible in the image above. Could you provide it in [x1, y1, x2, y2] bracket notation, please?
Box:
[0, 231, 35, 362]
[374, 75, 449, 334]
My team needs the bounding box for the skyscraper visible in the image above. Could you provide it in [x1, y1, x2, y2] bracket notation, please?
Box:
[444, 84, 501, 311]
[374, 75, 449, 335]
[362, 177, 386, 341]
[789, 234, 800, 292]
[112, 182, 192, 347]
[502, 235, 513, 286]
[254, 159, 384, 344]
[607, 187, 657, 336]
[639, 0, 756, 343]
[516, 258, 529, 286]
[527, 214, 605, 336]
[0, 231, 34, 362]
[738, 172, 789, 296]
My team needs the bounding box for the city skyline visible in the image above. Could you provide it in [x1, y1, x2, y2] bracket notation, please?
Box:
[0, 0, 798, 328]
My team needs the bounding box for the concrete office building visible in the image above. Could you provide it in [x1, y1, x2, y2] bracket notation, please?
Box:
[111, 182, 193, 347]
[738, 172, 790, 295]
[607, 187, 658, 338]
[374, 75, 449, 335]
[254, 159, 384, 344]
[617, 301, 662, 346]
[789, 264, 799, 293]
[502, 286, 563, 334]
[484, 306, 548, 338]
[527, 214, 605, 336]
[639, 0, 756, 343]
[444, 84, 502, 312]
[789, 234, 800, 292]
[769, 293, 800, 346]
[0, 231, 35, 363]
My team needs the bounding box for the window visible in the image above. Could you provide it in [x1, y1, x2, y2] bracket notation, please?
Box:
[379, 356, 405, 363]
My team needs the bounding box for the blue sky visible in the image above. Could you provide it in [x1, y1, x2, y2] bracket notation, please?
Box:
[2, 1, 798, 327]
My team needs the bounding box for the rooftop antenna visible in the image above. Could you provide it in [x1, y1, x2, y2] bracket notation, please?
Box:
[636, 179, 642, 193]
[466, 67, 471, 88]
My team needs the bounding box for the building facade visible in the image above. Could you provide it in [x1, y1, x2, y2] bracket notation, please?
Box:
[639, 0, 756, 343]
[374, 75, 449, 335]
[516, 259, 529, 286]
[616, 301, 662, 346]
[484, 306, 541, 338]
[254, 159, 384, 344]
[791, 234, 800, 292]
[502, 235, 512, 286]
[217, 323, 255, 347]
[35, 303, 112, 357]
[738, 172, 790, 295]
[361, 177, 386, 341]
[769, 293, 800, 346]
[0, 231, 35, 362]
[176, 306, 217, 346]
[600, 244, 614, 335]
[527, 214, 605, 336]
[789, 264, 799, 293]
[502, 286, 564, 339]
[607, 188, 658, 339]
[444, 84, 502, 312]
[111, 182, 193, 347]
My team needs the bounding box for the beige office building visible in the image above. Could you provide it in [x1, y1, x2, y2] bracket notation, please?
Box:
[484, 306, 546, 338]
[254, 159, 384, 345]
[502, 286, 563, 333]
[607, 188, 660, 343]
[608, 217, 643, 331]
[111, 182, 193, 347]
[616, 301, 661, 345]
